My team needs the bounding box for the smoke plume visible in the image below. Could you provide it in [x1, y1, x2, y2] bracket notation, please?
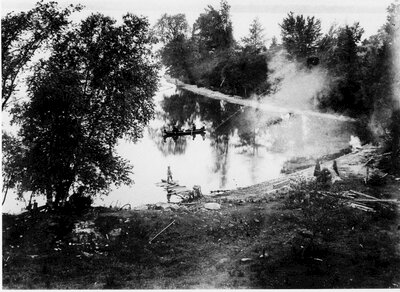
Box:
[260, 50, 331, 111]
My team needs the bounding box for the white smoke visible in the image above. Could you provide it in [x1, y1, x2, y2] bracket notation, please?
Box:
[260, 50, 331, 111]
[247, 50, 357, 159]
[349, 135, 362, 152]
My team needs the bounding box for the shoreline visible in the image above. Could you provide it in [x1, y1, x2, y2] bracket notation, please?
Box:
[3, 142, 400, 289]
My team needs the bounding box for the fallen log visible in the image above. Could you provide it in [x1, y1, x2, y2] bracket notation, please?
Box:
[364, 158, 375, 166]
[347, 202, 376, 212]
[354, 199, 399, 203]
[377, 152, 392, 157]
[167, 186, 188, 192]
[349, 190, 379, 200]
[341, 191, 357, 199]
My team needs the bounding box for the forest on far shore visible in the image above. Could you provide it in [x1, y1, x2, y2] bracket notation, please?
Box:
[154, 1, 399, 146]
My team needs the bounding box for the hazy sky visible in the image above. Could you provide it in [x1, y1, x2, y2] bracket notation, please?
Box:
[1, 0, 395, 43]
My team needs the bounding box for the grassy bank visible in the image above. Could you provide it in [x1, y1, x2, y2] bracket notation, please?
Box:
[3, 148, 400, 289]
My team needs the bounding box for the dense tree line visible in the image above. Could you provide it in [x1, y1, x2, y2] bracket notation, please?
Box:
[155, 1, 398, 115]
[154, 0, 268, 97]
[155, 1, 399, 169]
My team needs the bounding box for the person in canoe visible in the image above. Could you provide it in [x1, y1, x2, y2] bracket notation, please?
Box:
[191, 123, 196, 140]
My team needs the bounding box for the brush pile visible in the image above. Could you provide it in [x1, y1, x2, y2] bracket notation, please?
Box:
[316, 189, 399, 213]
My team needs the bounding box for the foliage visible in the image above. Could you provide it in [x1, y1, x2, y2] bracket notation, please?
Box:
[154, 14, 194, 81]
[374, 2, 400, 170]
[241, 18, 266, 53]
[279, 12, 321, 61]
[192, 0, 234, 57]
[156, 1, 269, 98]
[317, 23, 374, 116]
[1, 1, 82, 110]
[208, 51, 268, 97]
[320, 23, 363, 72]
[66, 186, 93, 214]
[156, 1, 399, 149]
[2, 132, 26, 204]
[159, 34, 196, 82]
[383, 109, 400, 173]
[154, 13, 189, 44]
[10, 13, 159, 205]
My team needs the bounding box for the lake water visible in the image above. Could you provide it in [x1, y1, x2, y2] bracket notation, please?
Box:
[2, 78, 356, 213]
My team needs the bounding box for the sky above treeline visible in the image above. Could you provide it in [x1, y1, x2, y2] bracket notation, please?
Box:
[1, 0, 395, 44]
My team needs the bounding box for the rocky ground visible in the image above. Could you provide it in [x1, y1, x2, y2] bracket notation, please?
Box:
[2, 144, 400, 289]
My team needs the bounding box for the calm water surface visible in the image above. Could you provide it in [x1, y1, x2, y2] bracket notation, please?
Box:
[3, 79, 356, 213]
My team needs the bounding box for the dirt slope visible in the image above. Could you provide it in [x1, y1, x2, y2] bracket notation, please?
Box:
[3, 145, 400, 289]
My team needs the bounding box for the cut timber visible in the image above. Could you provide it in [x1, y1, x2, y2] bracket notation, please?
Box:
[349, 190, 379, 200]
[341, 191, 357, 199]
[157, 179, 202, 203]
[354, 199, 399, 203]
[364, 158, 375, 166]
[167, 186, 188, 192]
[347, 202, 376, 212]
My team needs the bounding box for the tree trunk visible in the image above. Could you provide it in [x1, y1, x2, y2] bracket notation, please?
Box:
[390, 109, 400, 171]
[2, 185, 9, 206]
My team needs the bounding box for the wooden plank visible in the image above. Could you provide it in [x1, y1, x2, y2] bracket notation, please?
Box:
[349, 190, 379, 200]
[354, 199, 399, 203]
[347, 202, 375, 212]
[167, 186, 188, 192]
[363, 158, 375, 166]
[342, 191, 357, 198]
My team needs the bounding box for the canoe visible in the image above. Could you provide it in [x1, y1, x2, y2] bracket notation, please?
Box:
[163, 127, 206, 137]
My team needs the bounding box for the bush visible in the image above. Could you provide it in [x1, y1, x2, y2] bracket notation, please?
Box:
[67, 187, 93, 215]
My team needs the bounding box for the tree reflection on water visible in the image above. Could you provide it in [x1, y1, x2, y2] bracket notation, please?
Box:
[147, 125, 188, 156]
[147, 89, 286, 186]
[150, 89, 286, 156]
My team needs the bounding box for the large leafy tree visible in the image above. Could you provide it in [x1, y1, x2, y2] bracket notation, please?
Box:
[159, 34, 196, 82]
[192, 0, 234, 57]
[208, 52, 268, 97]
[1, 1, 82, 110]
[154, 14, 194, 82]
[279, 12, 321, 61]
[11, 13, 159, 206]
[154, 13, 189, 44]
